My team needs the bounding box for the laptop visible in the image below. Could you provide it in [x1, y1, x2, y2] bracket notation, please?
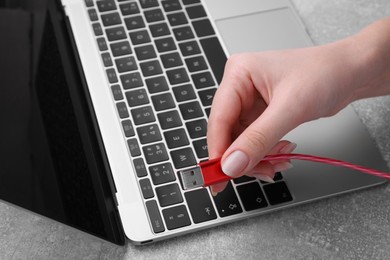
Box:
[1, 0, 387, 245]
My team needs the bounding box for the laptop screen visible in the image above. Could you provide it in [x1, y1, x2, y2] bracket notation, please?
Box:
[0, 1, 124, 245]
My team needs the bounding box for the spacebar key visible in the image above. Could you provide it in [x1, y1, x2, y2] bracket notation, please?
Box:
[200, 37, 227, 84]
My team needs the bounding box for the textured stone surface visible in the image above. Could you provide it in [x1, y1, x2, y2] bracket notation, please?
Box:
[1, 1, 390, 259]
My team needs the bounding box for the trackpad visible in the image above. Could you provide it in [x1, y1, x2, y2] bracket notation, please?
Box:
[215, 8, 311, 55]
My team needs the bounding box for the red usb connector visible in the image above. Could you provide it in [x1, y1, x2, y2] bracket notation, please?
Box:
[179, 153, 390, 190]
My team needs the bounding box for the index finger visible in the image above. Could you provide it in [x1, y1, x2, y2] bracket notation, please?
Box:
[207, 59, 252, 159]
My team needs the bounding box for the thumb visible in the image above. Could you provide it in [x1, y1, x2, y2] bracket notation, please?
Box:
[220, 101, 299, 178]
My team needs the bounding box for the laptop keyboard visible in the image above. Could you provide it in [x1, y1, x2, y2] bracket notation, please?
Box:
[85, 0, 293, 233]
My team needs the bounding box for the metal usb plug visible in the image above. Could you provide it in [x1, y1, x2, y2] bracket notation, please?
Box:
[179, 166, 205, 190]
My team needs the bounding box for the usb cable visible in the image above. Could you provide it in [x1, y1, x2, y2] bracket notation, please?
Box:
[179, 153, 390, 190]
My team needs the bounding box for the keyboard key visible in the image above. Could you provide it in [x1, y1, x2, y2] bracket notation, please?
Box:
[110, 41, 132, 57]
[124, 16, 145, 30]
[191, 71, 215, 89]
[172, 84, 196, 102]
[145, 200, 165, 233]
[111, 84, 124, 100]
[149, 22, 170, 38]
[185, 5, 206, 19]
[233, 175, 256, 184]
[115, 56, 138, 73]
[134, 45, 157, 60]
[205, 107, 211, 117]
[162, 205, 191, 230]
[157, 110, 182, 129]
[162, 0, 182, 12]
[106, 26, 126, 41]
[170, 147, 197, 169]
[129, 30, 151, 45]
[193, 138, 208, 158]
[185, 55, 207, 72]
[101, 52, 113, 67]
[192, 19, 215, 37]
[101, 12, 121, 26]
[164, 128, 189, 149]
[173, 26, 194, 41]
[120, 2, 140, 15]
[92, 23, 103, 36]
[155, 37, 176, 53]
[274, 172, 283, 181]
[97, 37, 108, 51]
[139, 178, 154, 199]
[263, 182, 293, 205]
[166, 67, 189, 85]
[140, 60, 163, 77]
[167, 12, 188, 26]
[116, 101, 129, 118]
[140, 0, 159, 9]
[179, 41, 201, 56]
[88, 8, 98, 21]
[186, 119, 207, 139]
[137, 123, 162, 144]
[200, 37, 227, 84]
[85, 0, 94, 7]
[144, 8, 164, 23]
[133, 157, 147, 177]
[213, 182, 243, 217]
[121, 119, 135, 137]
[156, 183, 183, 207]
[151, 93, 175, 111]
[131, 106, 156, 125]
[198, 88, 216, 106]
[127, 138, 141, 156]
[125, 88, 150, 107]
[121, 72, 143, 89]
[144, 77, 168, 94]
[106, 68, 118, 83]
[182, 0, 200, 5]
[149, 162, 176, 185]
[143, 143, 169, 164]
[160, 52, 183, 68]
[96, 0, 117, 12]
[236, 182, 268, 211]
[185, 188, 217, 223]
[179, 101, 203, 120]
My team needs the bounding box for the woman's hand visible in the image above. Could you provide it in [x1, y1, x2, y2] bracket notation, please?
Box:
[207, 18, 390, 194]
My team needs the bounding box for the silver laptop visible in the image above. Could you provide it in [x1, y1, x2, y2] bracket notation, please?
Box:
[60, 0, 388, 244]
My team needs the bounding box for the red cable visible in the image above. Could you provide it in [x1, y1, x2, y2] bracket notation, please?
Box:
[262, 153, 390, 180]
[198, 153, 390, 187]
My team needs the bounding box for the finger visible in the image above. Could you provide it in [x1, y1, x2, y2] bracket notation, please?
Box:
[207, 58, 255, 160]
[209, 181, 229, 196]
[210, 141, 296, 194]
[221, 98, 300, 178]
[267, 140, 297, 165]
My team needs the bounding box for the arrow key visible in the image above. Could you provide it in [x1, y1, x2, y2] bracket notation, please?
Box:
[236, 182, 268, 211]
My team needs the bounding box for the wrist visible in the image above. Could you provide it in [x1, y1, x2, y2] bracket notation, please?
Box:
[344, 18, 390, 101]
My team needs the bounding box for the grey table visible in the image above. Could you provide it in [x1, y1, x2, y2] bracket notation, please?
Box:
[1, 0, 390, 259]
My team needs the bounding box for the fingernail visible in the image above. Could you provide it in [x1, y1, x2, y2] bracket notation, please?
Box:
[211, 190, 219, 197]
[273, 162, 293, 172]
[280, 142, 297, 154]
[222, 150, 249, 178]
[253, 173, 275, 183]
